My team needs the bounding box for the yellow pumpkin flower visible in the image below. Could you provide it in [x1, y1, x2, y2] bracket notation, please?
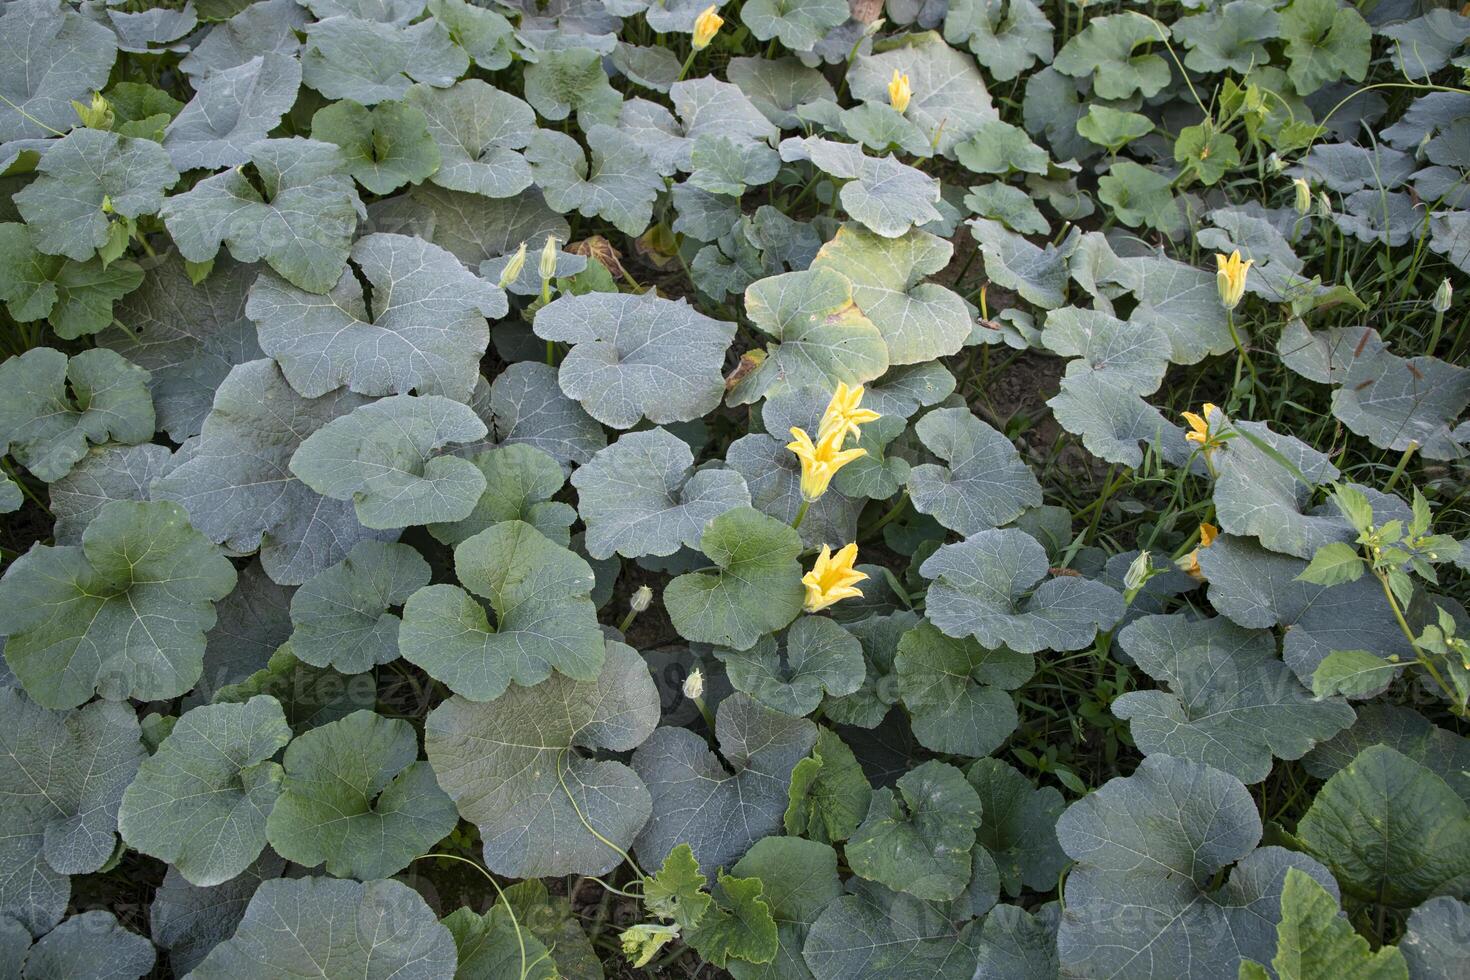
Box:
[888, 69, 912, 113]
[1215, 250, 1252, 310]
[692, 5, 723, 50]
[818, 382, 881, 446]
[803, 543, 868, 613]
[1179, 522, 1219, 581]
[1182, 402, 1224, 459]
[787, 426, 866, 501]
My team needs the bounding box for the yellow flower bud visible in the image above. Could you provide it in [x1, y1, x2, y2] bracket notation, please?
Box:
[1215, 250, 1252, 310]
[539, 235, 559, 282]
[692, 5, 723, 50]
[888, 69, 912, 113]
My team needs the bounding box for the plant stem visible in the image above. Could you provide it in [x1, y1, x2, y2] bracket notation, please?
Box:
[792, 498, 811, 530]
[1383, 440, 1419, 494]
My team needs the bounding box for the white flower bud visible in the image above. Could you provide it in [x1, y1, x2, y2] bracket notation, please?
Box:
[630, 584, 653, 613]
[1292, 177, 1311, 215]
[539, 235, 559, 282]
[1123, 551, 1152, 594]
[1316, 191, 1333, 219]
[497, 241, 527, 288]
[1433, 277, 1452, 313]
[683, 668, 704, 700]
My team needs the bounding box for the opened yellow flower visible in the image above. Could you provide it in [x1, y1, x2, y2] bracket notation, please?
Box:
[888, 69, 912, 113]
[1179, 522, 1219, 581]
[803, 543, 868, 613]
[818, 382, 881, 446]
[1215, 250, 1252, 310]
[692, 5, 723, 50]
[787, 426, 866, 501]
[1182, 402, 1223, 458]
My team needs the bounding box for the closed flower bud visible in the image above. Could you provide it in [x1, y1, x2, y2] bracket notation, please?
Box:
[498, 241, 527, 288]
[1123, 551, 1152, 594]
[630, 584, 653, 613]
[888, 70, 912, 114]
[682, 668, 704, 700]
[1434, 277, 1452, 313]
[1293, 177, 1311, 215]
[692, 5, 722, 50]
[1215, 250, 1251, 310]
[538, 235, 559, 282]
[1316, 191, 1332, 219]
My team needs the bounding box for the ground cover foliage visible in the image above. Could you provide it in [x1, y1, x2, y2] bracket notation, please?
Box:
[1, 0, 1470, 976]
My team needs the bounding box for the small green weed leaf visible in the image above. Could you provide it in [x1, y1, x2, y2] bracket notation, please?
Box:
[0, 223, 144, 340]
[643, 843, 712, 929]
[1251, 867, 1409, 980]
[687, 871, 779, 968]
[730, 836, 843, 979]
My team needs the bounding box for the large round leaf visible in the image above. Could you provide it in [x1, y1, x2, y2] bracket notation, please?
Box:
[847, 760, 982, 901]
[289, 394, 488, 530]
[190, 876, 457, 979]
[533, 290, 736, 429]
[151, 359, 391, 586]
[920, 528, 1123, 655]
[717, 614, 866, 717]
[893, 619, 1030, 757]
[399, 520, 604, 699]
[1056, 754, 1338, 979]
[907, 407, 1042, 536]
[663, 507, 806, 651]
[572, 427, 750, 559]
[118, 696, 291, 886]
[289, 540, 430, 673]
[0, 499, 237, 707]
[0, 690, 142, 935]
[1112, 613, 1355, 783]
[265, 710, 457, 879]
[633, 692, 817, 875]
[425, 640, 659, 877]
[247, 232, 506, 402]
